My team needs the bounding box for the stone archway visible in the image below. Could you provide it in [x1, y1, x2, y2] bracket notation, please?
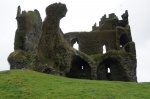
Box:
[97, 58, 127, 81]
[67, 55, 91, 79]
[71, 37, 79, 50]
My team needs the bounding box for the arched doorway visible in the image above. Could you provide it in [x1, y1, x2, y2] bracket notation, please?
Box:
[67, 55, 91, 79]
[97, 58, 126, 81]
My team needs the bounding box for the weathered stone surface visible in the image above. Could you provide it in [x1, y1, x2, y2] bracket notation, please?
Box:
[8, 6, 42, 69]
[64, 10, 137, 82]
[25, 9, 42, 51]
[8, 50, 28, 69]
[14, 6, 42, 51]
[8, 3, 137, 82]
[37, 3, 73, 76]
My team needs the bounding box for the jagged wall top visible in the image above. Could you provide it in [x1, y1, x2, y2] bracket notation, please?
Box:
[92, 10, 129, 31]
[99, 13, 117, 26]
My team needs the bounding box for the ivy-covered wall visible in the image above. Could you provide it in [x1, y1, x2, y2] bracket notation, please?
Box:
[65, 30, 117, 55]
[64, 10, 137, 82]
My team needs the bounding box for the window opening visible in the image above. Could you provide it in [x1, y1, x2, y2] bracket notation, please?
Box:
[73, 42, 79, 50]
[81, 66, 84, 70]
[120, 34, 129, 47]
[103, 45, 106, 54]
[107, 67, 110, 73]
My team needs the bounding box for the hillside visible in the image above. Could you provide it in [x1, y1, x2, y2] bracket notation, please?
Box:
[0, 70, 149, 99]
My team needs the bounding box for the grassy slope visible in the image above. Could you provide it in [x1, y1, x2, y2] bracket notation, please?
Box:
[0, 70, 149, 99]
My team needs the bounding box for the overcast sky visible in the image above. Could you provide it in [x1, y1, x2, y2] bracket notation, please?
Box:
[0, 0, 150, 82]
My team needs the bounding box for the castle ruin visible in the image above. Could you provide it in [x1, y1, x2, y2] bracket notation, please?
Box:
[8, 3, 137, 82]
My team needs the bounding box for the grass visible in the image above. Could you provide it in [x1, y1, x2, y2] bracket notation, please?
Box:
[0, 70, 149, 99]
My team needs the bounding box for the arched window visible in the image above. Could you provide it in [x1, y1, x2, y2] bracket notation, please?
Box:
[73, 41, 79, 50]
[107, 67, 111, 73]
[103, 45, 106, 54]
[120, 34, 129, 47]
[71, 37, 79, 50]
[102, 40, 109, 54]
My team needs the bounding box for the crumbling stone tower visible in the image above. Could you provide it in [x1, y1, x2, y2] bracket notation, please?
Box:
[65, 10, 137, 81]
[8, 6, 42, 69]
[8, 3, 137, 82]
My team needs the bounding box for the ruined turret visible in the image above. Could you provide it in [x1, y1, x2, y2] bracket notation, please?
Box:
[14, 6, 42, 51]
[8, 6, 42, 69]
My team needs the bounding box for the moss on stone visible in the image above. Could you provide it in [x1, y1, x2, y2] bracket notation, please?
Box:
[26, 11, 37, 30]
[8, 50, 28, 69]
[37, 3, 72, 76]
[8, 3, 137, 82]
[14, 7, 42, 51]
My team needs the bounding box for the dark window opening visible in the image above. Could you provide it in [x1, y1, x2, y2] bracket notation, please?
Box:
[120, 34, 129, 47]
[66, 56, 91, 79]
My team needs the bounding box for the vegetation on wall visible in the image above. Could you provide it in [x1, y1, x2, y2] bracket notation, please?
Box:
[8, 3, 137, 82]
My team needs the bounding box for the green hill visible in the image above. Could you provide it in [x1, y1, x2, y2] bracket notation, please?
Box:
[0, 70, 149, 99]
